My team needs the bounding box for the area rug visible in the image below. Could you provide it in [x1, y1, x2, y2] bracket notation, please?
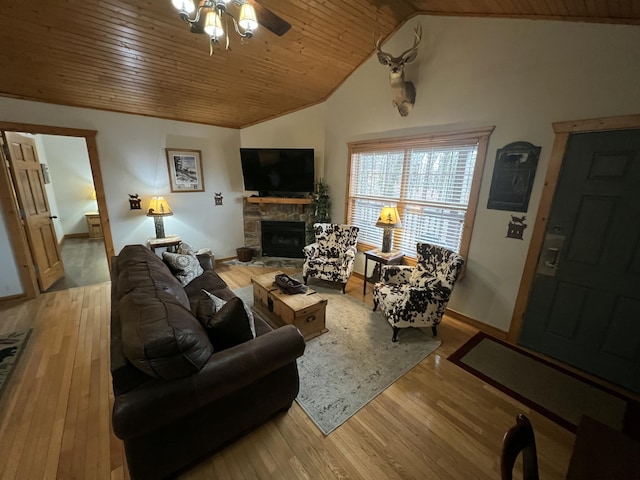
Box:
[448, 332, 640, 436]
[0, 329, 31, 399]
[223, 256, 304, 269]
[234, 282, 441, 435]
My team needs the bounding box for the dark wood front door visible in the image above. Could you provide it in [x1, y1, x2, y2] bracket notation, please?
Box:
[519, 128, 640, 393]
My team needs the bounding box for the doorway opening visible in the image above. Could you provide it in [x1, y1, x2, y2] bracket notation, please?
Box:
[0, 122, 113, 300]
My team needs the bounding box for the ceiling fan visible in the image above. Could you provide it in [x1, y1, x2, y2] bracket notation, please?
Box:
[172, 0, 291, 48]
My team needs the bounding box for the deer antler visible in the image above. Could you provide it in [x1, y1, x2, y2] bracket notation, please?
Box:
[397, 24, 422, 61]
[374, 32, 393, 64]
[374, 24, 422, 64]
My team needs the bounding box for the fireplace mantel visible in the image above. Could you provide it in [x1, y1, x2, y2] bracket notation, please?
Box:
[245, 196, 312, 205]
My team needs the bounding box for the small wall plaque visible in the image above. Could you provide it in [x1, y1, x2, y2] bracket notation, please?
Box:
[506, 214, 527, 240]
[487, 141, 541, 213]
[128, 193, 141, 210]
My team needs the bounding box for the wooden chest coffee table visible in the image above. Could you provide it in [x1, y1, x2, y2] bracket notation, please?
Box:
[251, 271, 328, 341]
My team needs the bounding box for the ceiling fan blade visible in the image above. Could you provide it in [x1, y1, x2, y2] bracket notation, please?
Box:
[252, 1, 291, 37]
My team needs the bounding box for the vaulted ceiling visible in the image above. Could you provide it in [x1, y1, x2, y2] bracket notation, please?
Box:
[1, 1, 638, 129]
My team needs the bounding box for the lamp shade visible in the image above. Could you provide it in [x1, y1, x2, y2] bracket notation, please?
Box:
[146, 197, 173, 217]
[171, 0, 195, 13]
[238, 3, 258, 31]
[204, 10, 224, 37]
[375, 206, 402, 228]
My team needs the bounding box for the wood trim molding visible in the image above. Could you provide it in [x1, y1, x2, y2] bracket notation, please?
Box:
[0, 121, 113, 299]
[347, 126, 496, 151]
[459, 130, 493, 264]
[507, 113, 640, 343]
[553, 114, 640, 134]
[446, 308, 508, 340]
[85, 134, 115, 262]
[245, 197, 312, 205]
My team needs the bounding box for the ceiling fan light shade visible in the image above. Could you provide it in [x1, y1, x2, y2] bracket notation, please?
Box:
[171, 0, 195, 14]
[238, 4, 259, 32]
[204, 10, 224, 38]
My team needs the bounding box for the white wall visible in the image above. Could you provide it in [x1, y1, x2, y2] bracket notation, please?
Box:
[0, 211, 21, 297]
[240, 103, 327, 182]
[38, 135, 96, 235]
[324, 16, 640, 332]
[0, 98, 245, 298]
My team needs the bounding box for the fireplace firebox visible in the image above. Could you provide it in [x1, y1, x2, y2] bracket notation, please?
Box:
[261, 221, 306, 258]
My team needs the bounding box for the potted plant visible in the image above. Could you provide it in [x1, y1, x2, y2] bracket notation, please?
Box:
[307, 180, 331, 243]
[311, 179, 331, 224]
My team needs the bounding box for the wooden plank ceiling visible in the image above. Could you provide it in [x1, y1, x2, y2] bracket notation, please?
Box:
[0, 1, 638, 129]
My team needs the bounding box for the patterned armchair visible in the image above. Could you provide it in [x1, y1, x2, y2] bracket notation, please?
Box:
[373, 243, 464, 342]
[303, 224, 360, 293]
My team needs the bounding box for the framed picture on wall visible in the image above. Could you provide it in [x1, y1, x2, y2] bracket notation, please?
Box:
[165, 148, 205, 192]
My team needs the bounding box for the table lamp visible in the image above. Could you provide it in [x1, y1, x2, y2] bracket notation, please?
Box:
[375, 206, 402, 253]
[146, 196, 173, 238]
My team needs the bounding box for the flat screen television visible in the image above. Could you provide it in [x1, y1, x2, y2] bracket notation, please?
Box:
[240, 148, 315, 196]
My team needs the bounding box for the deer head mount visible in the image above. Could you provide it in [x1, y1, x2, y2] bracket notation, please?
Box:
[375, 24, 422, 117]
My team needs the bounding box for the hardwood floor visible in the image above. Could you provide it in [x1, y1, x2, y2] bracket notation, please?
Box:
[0, 264, 575, 479]
[47, 237, 110, 293]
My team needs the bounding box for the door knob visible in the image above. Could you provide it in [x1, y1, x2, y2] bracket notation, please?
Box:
[544, 247, 560, 269]
[49, 215, 58, 219]
[536, 233, 565, 277]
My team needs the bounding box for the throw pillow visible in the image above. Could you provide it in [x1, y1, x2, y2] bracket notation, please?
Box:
[162, 252, 204, 286]
[200, 289, 227, 312]
[197, 297, 254, 351]
[177, 242, 196, 256]
[198, 289, 256, 339]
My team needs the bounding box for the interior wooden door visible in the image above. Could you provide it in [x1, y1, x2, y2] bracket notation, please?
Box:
[519, 129, 640, 393]
[5, 132, 64, 291]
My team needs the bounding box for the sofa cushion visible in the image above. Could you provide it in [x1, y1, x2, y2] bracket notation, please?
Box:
[119, 287, 213, 380]
[115, 245, 190, 310]
[162, 251, 204, 286]
[196, 297, 254, 351]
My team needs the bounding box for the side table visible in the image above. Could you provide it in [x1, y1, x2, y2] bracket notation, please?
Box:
[363, 249, 404, 295]
[85, 212, 103, 239]
[148, 235, 182, 255]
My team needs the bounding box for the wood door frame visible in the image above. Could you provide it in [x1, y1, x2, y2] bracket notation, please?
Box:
[0, 121, 114, 300]
[508, 113, 640, 343]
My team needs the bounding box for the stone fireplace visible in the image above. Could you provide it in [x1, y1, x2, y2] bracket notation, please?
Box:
[243, 198, 313, 258]
[261, 221, 306, 258]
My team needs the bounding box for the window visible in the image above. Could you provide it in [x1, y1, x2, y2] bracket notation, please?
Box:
[347, 127, 494, 261]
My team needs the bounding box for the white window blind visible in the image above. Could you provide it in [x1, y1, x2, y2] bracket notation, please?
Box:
[347, 129, 493, 259]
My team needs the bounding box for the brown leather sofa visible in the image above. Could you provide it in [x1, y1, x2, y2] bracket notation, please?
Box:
[110, 245, 305, 480]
